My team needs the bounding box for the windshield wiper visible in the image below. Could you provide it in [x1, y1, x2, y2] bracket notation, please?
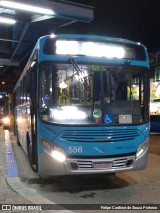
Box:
[69, 58, 90, 91]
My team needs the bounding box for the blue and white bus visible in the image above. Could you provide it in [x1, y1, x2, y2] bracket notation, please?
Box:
[0, 91, 10, 129]
[13, 34, 150, 177]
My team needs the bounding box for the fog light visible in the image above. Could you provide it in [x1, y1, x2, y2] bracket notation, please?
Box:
[70, 162, 78, 170]
[126, 159, 133, 167]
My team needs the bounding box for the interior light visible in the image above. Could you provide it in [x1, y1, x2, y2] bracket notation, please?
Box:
[0, 16, 16, 24]
[153, 82, 159, 86]
[59, 81, 67, 89]
[0, 1, 54, 15]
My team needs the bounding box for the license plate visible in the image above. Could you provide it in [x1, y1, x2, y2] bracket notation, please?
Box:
[93, 161, 112, 169]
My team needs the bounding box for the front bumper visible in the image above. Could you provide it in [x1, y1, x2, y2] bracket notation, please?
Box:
[38, 147, 148, 177]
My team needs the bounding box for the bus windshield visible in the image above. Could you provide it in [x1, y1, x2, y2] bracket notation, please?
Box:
[39, 60, 148, 125]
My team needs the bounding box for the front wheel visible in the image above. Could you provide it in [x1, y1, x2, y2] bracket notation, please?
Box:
[16, 127, 21, 146]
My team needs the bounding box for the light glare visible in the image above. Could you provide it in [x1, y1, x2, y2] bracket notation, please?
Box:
[3, 117, 10, 124]
[17, 117, 23, 124]
[56, 40, 79, 55]
[50, 33, 56, 38]
[31, 61, 36, 67]
[75, 70, 88, 82]
[50, 106, 87, 120]
[59, 81, 67, 89]
[0, 16, 16, 24]
[0, 1, 54, 15]
[51, 150, 66, 162]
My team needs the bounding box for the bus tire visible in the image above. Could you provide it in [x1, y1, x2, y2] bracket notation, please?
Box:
[16, 128, 21, 146]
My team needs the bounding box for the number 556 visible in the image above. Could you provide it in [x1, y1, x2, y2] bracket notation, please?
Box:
[68, 146, 82, 153]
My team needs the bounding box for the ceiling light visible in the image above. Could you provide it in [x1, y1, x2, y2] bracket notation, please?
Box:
[50, 33, 56, 38]
[31, 61, 36, 67]
[0, 1, 54, 15]
[0, 16, 16, 24]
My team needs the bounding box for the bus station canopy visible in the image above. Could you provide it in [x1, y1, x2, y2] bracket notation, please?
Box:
[0, 0, 94, 92]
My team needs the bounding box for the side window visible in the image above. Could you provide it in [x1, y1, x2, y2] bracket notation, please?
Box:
[15, 50, 37, 106]
[41, 67, 52, 112]
[24, 72, 31, 103]
[23, 78, 27, 103]
[20, 80, 24, 105]
[128, 75, 144, 104]
[23, 52, 37, 104]
[16, 84, 21, 106]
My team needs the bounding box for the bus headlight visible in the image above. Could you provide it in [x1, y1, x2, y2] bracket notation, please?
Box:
[136, 138, 149, 159]
[41, 139, 66, 162]
[3, 117, 10, 124]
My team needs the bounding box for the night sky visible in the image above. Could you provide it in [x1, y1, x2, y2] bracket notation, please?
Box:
[58, 0, 160, 52]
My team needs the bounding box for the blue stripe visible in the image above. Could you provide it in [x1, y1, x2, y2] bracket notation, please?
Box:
[5, 131, 18, 177]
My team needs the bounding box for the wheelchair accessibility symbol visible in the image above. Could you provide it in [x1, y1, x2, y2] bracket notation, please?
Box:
[104, 114, 113, 124]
